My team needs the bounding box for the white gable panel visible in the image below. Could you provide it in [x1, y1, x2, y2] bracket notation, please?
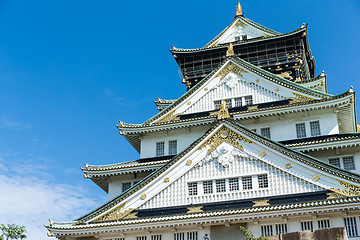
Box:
[138, 142, 324, 209]
[211, 19, 275, 47]
[183, 72, 286, 114]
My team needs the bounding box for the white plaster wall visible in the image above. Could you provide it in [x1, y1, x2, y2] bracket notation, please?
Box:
[140, 125, 210, 159]
[108, 172, 151, 200]
[139, 153, 323, 209]
[242, 111, 339, 141]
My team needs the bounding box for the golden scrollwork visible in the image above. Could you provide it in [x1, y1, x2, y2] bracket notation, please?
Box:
[328, 180, 360, 199]
[285, 163, 292, 169]
[217, 100, 230, 120]
[198, 126, 253, 156]
[164, 177, 170, 183]
[357, 125, 360, 133]
[233, 19, 246, 28]
[156, 110, 180, 123]
[216, 62, 248, 81]
[290, 92, 315, 103]
[252, 199, 270, 207]
[93, 202, 127, 222]
[187, 206, 204, 214]
[259, 151, 266, 157]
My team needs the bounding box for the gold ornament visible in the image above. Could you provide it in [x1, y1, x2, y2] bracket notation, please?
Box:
[312, 175, 320, 181]
[140, 194, 147, 200]
[260, 151, 266, 157]
[186, 160, 192, 165]
[198, 126, 253, 156]
[285, 163, 292, 169]
[217, 100, 230, 120]
[252, 199, 270, 207]
[187, 206, 204, 214]
[164, 178, 170, 183]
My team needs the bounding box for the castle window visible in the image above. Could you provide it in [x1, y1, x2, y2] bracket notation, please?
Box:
[174, 233, 184, 240]
[318, 219, 330, 229]
[261, 225, 273, 237]
[214, 100, 222, 110]
[235, 36, 241, 41]
[188, 182, 198, 196]
[242, 35, 248, 40]
[122, 182, 132, 192]
[229, 178, 239, 191]
[329, 156, 355, 170]
[225, 99, 232, 108]
[244, 95, 253, 105]
[301, 221, 313, 232]
[168, 140, 177, 155]
[234, 97, 243, 107]
[344, 217, 358, 237]
[260, 127, 271, 139]
[310, 121, 321, 136]
[216, 179, 226, 192]
[151, 235, 162, 240]
[203, 180, 213, 194]
[187, 231, 198, 240]
[242, 176, 253, 190]
[156, 141, 165, 156]
[296, 123, 307, 138]
[137, 236, 147, 240]
[258, 174, 268, 188]
[329, 158, 341, 168]
[275, 224, 287, 235]
[343, 156, 355, 171]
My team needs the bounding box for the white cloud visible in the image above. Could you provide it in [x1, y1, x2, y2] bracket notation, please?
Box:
[0, 173, 101, 240]
[0, 115, 31, 130]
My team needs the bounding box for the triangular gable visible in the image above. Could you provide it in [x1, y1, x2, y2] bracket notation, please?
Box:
[146, 57, 332, 124]
[205, 16, 280, 48]
[299, 74, 327, 93]
[78, 120, 360, 224]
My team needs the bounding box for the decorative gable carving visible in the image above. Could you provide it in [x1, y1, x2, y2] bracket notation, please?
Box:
[93, 203, 138, 222]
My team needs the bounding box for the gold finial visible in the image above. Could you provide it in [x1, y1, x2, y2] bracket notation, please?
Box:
[226, 42, 235, 57]
[236, 1, 243, 16]
[217, 100, 230, 120]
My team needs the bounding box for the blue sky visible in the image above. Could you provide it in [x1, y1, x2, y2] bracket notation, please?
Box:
[0, 0, 359, 239]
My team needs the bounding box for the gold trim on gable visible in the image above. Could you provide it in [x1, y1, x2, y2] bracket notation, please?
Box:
[216, 62, 248, 81]
[198, 126, 253, 156]
[187, 206, 204, 214]
[328, 180, 360, 199]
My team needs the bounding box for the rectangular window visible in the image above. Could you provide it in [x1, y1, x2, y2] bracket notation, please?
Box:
[229, 178, 239, 191]
[151, 235, 162, 240]
[156, 141, 165, 156]
[225, 99, 232, 108]
[296, 123, 307, 138]
[234, 97, 243, 107]
[258, 174, 269, 188]
[344, 217, 358, 237]
[235, 36, 241, 41]
[301, 221, 313, 232]
[244, 96, 253, 105]
[275, 224, 287, 235]
[203, 181, 213, 194]
[261, 225, 273, 237]
[343, 156, 355, 170]
[242, 176, 253, 190]
[242, 35, 248, 40]
[216, 179, 226, 193]
[329, 158, 341, 168]
[214, 100, 222, 110]
[188, 182, 198, 196]
[174, 233, 185, 240]
[122, 182, 132, 192]
[260, 127, 271, 139]
[168, 140, 177, 155]
[137, 236, 147, 240]
[310, 121, 321, 136]
[187, 231, 198, 240]
[318, 219, 330, 229]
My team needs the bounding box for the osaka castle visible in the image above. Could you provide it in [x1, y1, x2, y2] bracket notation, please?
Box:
[46, 2, 360, 240]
